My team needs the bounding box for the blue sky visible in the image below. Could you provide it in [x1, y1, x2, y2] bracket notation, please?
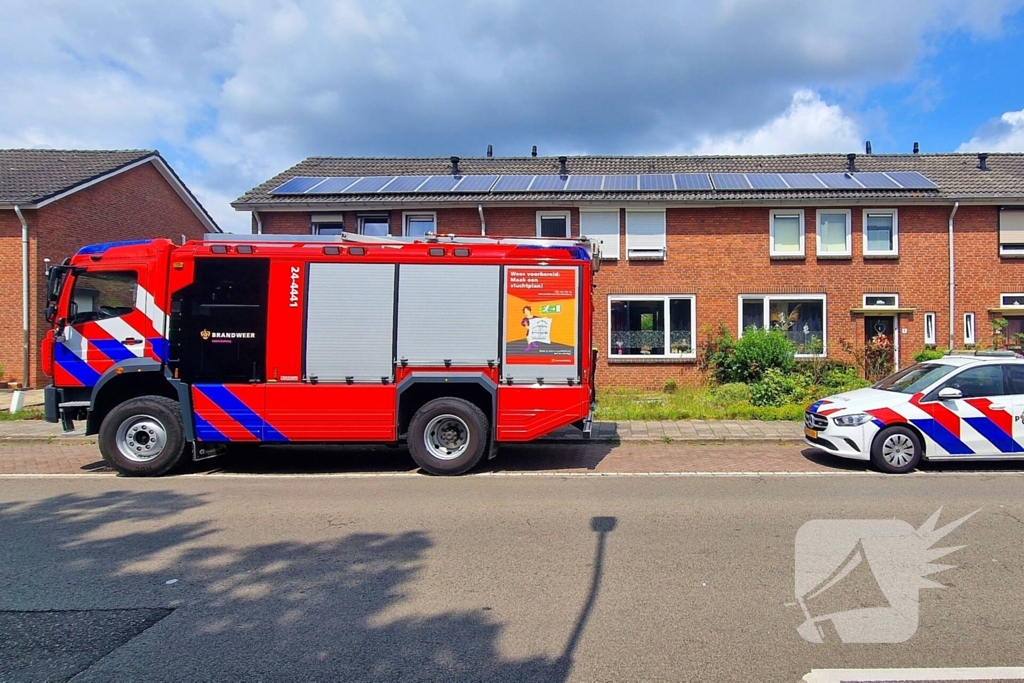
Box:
[2, 0, 1023, 232]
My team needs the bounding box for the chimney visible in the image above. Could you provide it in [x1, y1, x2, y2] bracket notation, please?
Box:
[531, 145, 537, 157]
[978, 153, 989, 171]
[913, 142, 920, 154]
[558, 155, 568, 176]
[486, 144, 493, 158]
[450, 156, 460, 175]
[865, 141, 872, 154]
[846, 153, 857, 172]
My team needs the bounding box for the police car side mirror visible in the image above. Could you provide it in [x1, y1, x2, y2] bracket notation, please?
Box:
[937, 387, 963, 400]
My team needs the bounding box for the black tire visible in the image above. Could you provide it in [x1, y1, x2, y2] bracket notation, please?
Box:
[407, 398, 489, 475]
[98, 395, 186, 476]
[870, 425, 923, 474]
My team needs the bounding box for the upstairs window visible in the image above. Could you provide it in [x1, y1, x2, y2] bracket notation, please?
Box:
[404, 213, 437, 237]
[999, 209, 1024, 256]
[864, 209, 898, 257]
[536, 211, 570, 238]
[625, 210, 667, 260]
[770, 210, 804, 257]
[816, 209, 851, 257]
[311, 214, 345, 236]
[358, 215, 390, 236]
[580, 210, 620, 260]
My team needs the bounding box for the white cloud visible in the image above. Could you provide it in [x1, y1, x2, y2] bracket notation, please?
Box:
[683, 90, 862, 155]
[957, 109, 1024, 152]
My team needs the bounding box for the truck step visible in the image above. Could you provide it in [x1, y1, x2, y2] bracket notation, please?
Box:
[59, 401, 91, 408]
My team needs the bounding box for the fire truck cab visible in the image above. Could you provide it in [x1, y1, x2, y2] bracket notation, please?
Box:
[41, 233, 596, 476]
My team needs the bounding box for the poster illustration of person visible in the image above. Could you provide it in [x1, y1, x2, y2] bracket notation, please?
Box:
[505, 268, 576, 366]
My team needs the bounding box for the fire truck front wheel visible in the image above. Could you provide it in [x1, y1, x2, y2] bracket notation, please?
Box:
[98, 396, 186, 476]
[408, 398, 489, 475]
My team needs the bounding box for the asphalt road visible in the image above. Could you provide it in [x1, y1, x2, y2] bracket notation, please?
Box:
[2, 474, 1023, 682]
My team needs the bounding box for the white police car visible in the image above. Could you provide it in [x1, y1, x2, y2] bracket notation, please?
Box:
[804, 352, 1024, 473]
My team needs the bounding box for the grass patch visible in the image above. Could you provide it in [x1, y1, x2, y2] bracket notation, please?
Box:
[0, 408, 45, 421]
[595, 387, 806, 421]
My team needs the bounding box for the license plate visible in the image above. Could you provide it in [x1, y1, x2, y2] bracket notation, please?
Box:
[804, 427, 817, 439]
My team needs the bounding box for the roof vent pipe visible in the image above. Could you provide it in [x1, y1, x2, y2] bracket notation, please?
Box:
[450, 156, 460, 176]
[531, 145, 537, 157]
[913, 142, 920, 154]
[486, 145, 493, 158]
[847, 153, 857, 172]
[865, 141, 872, 154]
[558, 156, 568, 176]
[978, 153, 989, 171]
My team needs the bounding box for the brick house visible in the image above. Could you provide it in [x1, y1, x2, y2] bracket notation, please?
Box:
[1, 149, 218, 388]
[233, 153, 1024, 390]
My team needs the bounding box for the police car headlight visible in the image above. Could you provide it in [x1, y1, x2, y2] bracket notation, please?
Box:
[832, 413, 871, 427]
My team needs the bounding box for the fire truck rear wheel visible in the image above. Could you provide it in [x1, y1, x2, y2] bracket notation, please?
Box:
[408, 398, 489, 475]
[98, 396, 186, 477]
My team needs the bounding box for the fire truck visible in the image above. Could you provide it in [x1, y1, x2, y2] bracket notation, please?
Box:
[41, 233, 597, 476]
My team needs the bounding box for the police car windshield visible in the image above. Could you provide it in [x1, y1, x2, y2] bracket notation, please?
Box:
[873, 362, 958, 394]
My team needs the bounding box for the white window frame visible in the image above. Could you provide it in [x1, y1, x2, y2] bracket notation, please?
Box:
[999, 209, 1024, 257]
[924, 312, 937, 346]
[402, 211, 438, 237]
[536, 210, 571, 238]
[625, 209, 667, 260]
[863, 208, 899, 257]
[1000, 293, 1024, 308]
[769, 209, 805, 258]
[816, 209, 852, 258]
[608, 294, 696, 358]
[964, 312, 976, 346]
[738, 293, 827, 357]
[579, 209, 621, 260]
[863, 293, 899, 308]
[357, 214, 390, 236]
[311, 213, 346, 235]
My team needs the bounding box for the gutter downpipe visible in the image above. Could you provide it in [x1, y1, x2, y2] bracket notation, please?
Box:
[14, 205, 29, 388]
[948, 201, 959, 351]
[478, 203, 486, 235]
[253, 209, 263, 235]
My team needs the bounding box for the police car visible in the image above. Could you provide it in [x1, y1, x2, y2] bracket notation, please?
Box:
[804, 352, 1024, 473]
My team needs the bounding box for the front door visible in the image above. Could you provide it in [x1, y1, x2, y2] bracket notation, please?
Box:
[864, 315, 896, 379]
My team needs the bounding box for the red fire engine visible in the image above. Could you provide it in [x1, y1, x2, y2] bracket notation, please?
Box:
[41, 233, 597, 476]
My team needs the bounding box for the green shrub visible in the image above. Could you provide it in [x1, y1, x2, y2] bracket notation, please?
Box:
[662, 380, 678, 394]
[729, 327, 796, 383]
[711, 382, 751, 404]
[914, 348, 946, 362]
[750, 368, 815, 407]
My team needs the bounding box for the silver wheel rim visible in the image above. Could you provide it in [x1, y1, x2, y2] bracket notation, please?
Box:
[881, 433, 915, 467]
[115, 414, 168, 462]
[424, 414, 470, 461]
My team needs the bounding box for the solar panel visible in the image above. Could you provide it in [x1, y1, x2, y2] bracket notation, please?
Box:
[305, 177, 360, 193]
[379, 175, 429, 192]
[453, 175, 498, 192]
[674, 174, 713, 190]
[529, 175, 568, 191]
[270, 177, 328, 194]
[710, 173, 751, 190]
[639, 174, 675, 191]
[343, 176, 395, 193]
[603, 175, 638, 190]
[779, 173, 826, 189]
[566, 175, 603, 191]
[746, 174, 789, 190]
[885, 171, 938, 189]
[492, 175, 534, 192]
[816, 173, 862, 189]
[848, 172, 900, 189]
[416, 176, 462, 192]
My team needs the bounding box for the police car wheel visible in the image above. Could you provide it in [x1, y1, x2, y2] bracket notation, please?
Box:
[870, 425, 922, 474]
[408, 398, 488, 475]
[98, 396, 186, 477]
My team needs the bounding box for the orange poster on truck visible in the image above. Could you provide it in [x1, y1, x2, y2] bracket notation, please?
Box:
[504, 266, 577, 365]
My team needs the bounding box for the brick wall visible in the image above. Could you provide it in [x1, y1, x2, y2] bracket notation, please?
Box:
[0, 161, 208, 387]
[241, 202, 1014, 390]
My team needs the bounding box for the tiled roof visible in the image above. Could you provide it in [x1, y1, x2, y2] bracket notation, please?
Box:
[234, 153, 1024, 206]
[0, 149, 155, 205]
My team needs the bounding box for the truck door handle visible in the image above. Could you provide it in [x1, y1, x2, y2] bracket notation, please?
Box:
[122, 337, 142, 346]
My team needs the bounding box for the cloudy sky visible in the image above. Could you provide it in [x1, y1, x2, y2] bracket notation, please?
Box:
[3, 0, 1024, 232]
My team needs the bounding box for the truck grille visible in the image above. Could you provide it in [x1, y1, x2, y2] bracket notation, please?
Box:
[805, 412, 828, 430]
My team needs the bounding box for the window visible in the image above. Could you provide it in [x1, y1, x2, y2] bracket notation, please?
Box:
[404, 212, 437, 237]
[579, 210, 620, 260]
[875, 363, 956, 394]
[625, 210, 667, 260]
[863, 209, 898, 257]
[924, 312, 936, 346]
[964, 312, 976, 345]
[70, 271, 138, 324]
[311, 214, 345, 236]
[999, 209, 1024, 256]
[816, 209, 851, 257]
[609, 296, 695, 357]
[359, 215, 390, 236]
[740, 295, 826, 356]
[863, 294, 898, 308]
[536, 211, 570, 238]
[938, 365, 1005, 399]
[1005, 364, 1024, 394]
[1001, 293, 1024, 308]
[769, 210, 804, 257]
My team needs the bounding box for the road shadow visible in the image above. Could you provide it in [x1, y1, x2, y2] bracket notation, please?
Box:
[0, 489, 614, 681]
[802, 446, 1024, 474]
